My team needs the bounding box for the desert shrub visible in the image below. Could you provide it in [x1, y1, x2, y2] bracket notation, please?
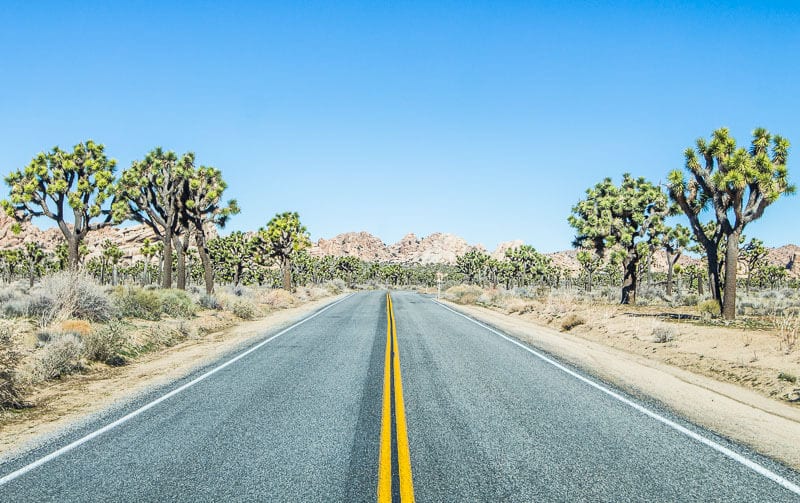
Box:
[778, 372, 797, 384]
[325, 279, 346, 295]
[506, 299, 537, 315]
[0, 321, 27, 409]
[560, 313, 586, 331]
[675, 293, 699, 307]
[143, 325, 187, 349]
[2, 298, 29, 318]
[0, 285, 17, 304]
[84, 321, 129, 366]
[307, 286, 330, 300]
[113, 287, 162, 320]
[264, 289, 296, 309]
[651, 324, 676, 343]
[26, 293, 56, 324]
[157, 289, 197, 318]
[477, 289, 509, 308]
[198, 294, 222, 310]
[231, 300, 258, 320]
[697, 299, 720, 319]
[34, 272, 113, 322]
[34, 333, 84, 380]
[772, 312, 799, 353]
[444, 285, 484, 305]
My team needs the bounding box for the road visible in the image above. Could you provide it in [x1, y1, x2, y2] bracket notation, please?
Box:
[1, 290, 799, 502]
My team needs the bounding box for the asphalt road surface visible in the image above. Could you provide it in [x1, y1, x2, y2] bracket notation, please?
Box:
[1, 291, 799, 502]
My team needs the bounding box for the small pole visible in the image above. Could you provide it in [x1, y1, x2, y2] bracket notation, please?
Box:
[436, 271, 444, 300]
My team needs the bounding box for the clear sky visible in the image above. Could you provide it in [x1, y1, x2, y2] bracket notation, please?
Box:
[1, 1, 798, 252]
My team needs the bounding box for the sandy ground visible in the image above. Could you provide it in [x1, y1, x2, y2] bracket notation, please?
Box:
[443, 300, 800, 471]
[0, 293, 347, 461]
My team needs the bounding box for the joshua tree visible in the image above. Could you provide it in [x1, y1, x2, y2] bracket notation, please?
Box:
[335, 255, 361, 288]
[114, 148, 192, 288]
[2, 141, 117, 268]
[741, 238, 768, 293]
[569, 174, 669, 304]
[100, 239, 124, 285]
[140, 238, 158, 285]
[258, 212, 310, 291]
[576, 249, 602, 292]
[208, 231, 255, 287]
[504, 245, 551, 287]
[660, 224, 691, 297]
[456, 249, 489, 285]
[22, 242, 45, 287]
[0, 249, 21, 282]
[182, 165, 239, 294]
[668, 127, 793, 319]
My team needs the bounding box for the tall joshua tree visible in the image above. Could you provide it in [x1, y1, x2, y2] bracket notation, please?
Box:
[569, 174, 669, 305]
[668, 128, 793, 319]
[2, 141, 117, 268]
[182, 165, 239, 295]
[258, 212, 311, 291]
[114, 148, 192, 288]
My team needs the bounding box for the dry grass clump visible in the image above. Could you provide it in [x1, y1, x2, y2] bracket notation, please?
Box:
[0, 320, 28, 410]
[324, 279, 346, 295]
[560, 313, 586, 331]
[263, 289, 297, 309]
[697, 299, 720, 319]
[773, 312, 799, 354]
[506, 298, 538, 315]
[83, 321, 130, 366]
[444, 285, 484, 305]
[113, 287, 196, 320]
[33, 333, 84, 380]
[230, 300, 258, 320]
[651, 323, 677, 343]
[113, 286, 162, 320]
[58, 319, 92, 337]
[158, 289, 197, 318]
[476, 289, 510, 308]
[34, 272, 114, 323]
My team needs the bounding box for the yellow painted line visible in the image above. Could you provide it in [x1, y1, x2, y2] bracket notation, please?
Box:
[377, 293, 393, 501]
[390, 294, 416, 503]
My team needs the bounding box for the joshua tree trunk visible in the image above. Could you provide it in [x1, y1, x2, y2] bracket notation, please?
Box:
[173, 234, 190, 290]
[722, 231, 741, 320]
[66, 235, 80, 270]
[281, 257, 292, 291]
[193, 227, 214, 295]
[162, 227, 173, 289]
[621, 255, 637, 305]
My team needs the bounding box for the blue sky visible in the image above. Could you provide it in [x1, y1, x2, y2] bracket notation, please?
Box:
[1, 1, 798, 252]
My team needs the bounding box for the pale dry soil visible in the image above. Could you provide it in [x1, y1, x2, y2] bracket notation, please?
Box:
[443, 299, 800, 471]
[0, 294, 346, 461]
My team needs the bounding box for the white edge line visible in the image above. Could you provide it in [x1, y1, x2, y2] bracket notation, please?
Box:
[432, 299, 800, 497]
[0, 293, 354, 487]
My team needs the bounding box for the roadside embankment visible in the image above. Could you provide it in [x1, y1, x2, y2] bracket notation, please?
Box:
[0, 291, 347, 461]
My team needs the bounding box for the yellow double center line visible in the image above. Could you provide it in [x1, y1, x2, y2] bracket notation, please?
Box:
[378, 293, 415, 502]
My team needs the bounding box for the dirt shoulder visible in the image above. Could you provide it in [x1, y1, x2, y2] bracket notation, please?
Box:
[442, 300, 800, 471]
[0, 293, 347, 461]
